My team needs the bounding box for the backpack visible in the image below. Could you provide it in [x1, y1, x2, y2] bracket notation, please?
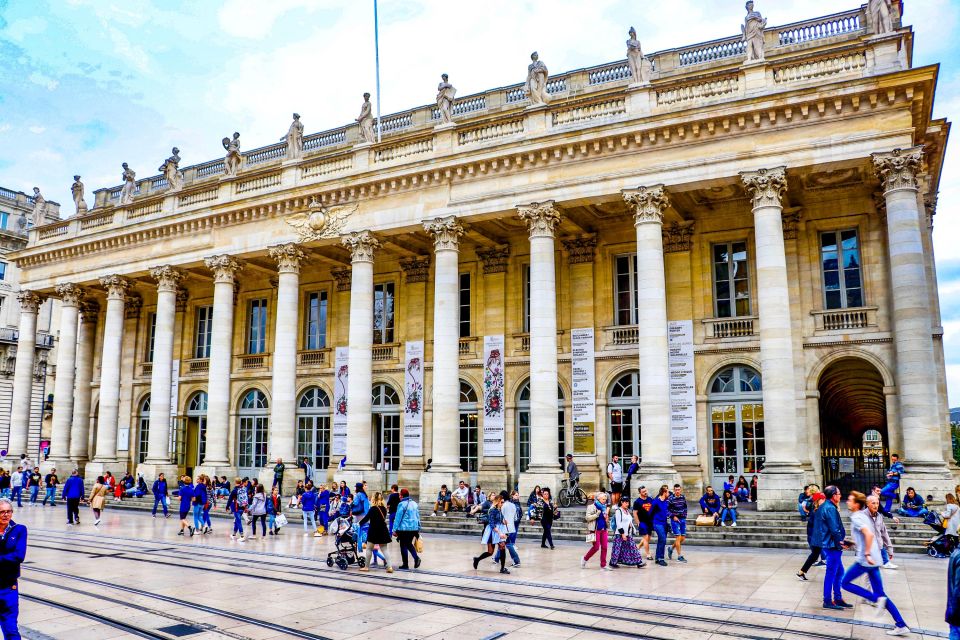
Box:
[236, 488, 249, 509]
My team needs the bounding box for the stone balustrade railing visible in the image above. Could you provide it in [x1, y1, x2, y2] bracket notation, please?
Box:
[298, 349, 330, 367]
[304, 128, 348, 151]
[603, 325, 640, 348]
[237, 353, 270, 371]
[185, 358, 210, 375]
[372, 344, 398, 362]
[0, 187, 17, 201]
[703, 316, 758, 340]
[245, 143, 286, 165]
[811, 306, 878, 332]
[777, 13, 861, 46]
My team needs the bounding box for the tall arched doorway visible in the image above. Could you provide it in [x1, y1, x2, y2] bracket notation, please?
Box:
[459, 380, 479, 484]
[707, 365, 764, 489]
[818, 357, 888, 494]
[184, 391, 207, 475]
[136, 395, 151, 464]
[297, 387, 331, 473]
[372, 383, 401, 485]
[516, 380, 565, 476]
[608, 371, 641, 473]
[237, 389, 269, 478]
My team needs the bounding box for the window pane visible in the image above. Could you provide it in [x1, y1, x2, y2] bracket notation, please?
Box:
[825, 290, 842, 310]
[713, 245, 728, 263]
[714, 263, 729, 284]
[823, 270, 840, 290]
[821, 233, 837, 252]
[844, 269, 861, 290]
[846, 288, 863, 308]
[715, 279, 730, 300]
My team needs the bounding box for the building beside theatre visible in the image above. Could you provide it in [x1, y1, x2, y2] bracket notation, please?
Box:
[8, 1, 954, 508]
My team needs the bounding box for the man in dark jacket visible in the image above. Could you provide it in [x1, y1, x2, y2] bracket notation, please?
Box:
[817, 485, 851, 610]
[0, 498, 27, 640]
[152, 474, 169, 518]
[946, 545, 960, 637]
[61, 470, 85, 525]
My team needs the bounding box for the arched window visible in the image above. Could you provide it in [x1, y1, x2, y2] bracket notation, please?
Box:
[185, 391, 208, 468]
[516, 381, 565, 473]
[137, 395, 151, 464]
[459, 380, 479, 473]
[297, 387, 332, 471]
[708, 365, 764, 488]
[372, 383, 401, 478]
[237, 389, 269, 473]
[608, 372, 641, 470]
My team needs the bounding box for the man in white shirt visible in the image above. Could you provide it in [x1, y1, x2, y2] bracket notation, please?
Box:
[451, 481, 469, 511]
[607, 455, 624, 506]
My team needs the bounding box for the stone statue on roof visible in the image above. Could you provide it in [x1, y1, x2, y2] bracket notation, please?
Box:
[71, 175, 88, 214]
[525, 52, 550, 105]
[436, 74, 456, 124]
[284, 113, 304, 159]
[158, 147, 184, 191]
[31, 187, 46, 226]
[868, 0, 894, 35]
[222, 132, 242, 176]
[119, 163, 137, 205]
[742, 1, 767, 63]
[356, 93, 375, 144]
[626, 27, 649, 85]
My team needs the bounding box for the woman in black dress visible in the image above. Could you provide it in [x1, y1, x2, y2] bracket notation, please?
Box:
[358, 492, 394, 573]
[540, 488, 557, 549]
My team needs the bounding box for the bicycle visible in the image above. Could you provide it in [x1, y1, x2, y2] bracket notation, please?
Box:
[558, 477, 587, 507]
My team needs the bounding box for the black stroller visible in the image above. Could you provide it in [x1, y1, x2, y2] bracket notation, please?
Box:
[325, 515, 365, 570]
[923, 511, 958, 558]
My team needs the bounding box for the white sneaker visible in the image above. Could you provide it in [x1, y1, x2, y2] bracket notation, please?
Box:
[602, 565, 614, 571]
[238, 536, 246, 543]
[93, 519, 100, 526]
[886, 626, 910, 636]
[882, 562, 898, 570]
[581, 558, 587, 568]
[431, 512, 437, 517]
[442, 513, 447, 518]
[313, 532, 322, 537]
[874, 597, 888, 620]
[731, 522, 737, 528]
[230, 534, 236, 539]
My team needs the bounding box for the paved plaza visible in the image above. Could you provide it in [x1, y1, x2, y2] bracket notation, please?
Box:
[8, 505, 953, 639]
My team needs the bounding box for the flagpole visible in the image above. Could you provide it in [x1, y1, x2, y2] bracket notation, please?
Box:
[374, 0, 382, 143]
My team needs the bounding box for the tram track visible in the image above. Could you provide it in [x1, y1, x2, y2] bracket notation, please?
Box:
[20, 592, 173, 639]
[27, 530, 872, 640]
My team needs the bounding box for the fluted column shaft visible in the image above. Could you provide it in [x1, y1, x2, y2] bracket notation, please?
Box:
[70, 302, 98, 462]
[203, 256, 242, 467]
[425, 217, 463, 471]
[518, 203, 561, 471]
[342, 231, 379, 469]
[9, 291, 43, 457]
[94, 276, 129, 462]
[268, 244, 304, 464]
[50, 285, 83, 461]
[145, 267, 182, 464]
[622, 187, 675, 473]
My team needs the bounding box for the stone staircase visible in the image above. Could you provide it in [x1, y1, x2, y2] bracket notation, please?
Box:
[102, 495, 939, 554]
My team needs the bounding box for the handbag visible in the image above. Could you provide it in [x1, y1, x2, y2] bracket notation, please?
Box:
[275, 513, 288, 527]
[414, 535, 424, 553]
[696, 514, 718, 526]
[585, 531, 596, 543]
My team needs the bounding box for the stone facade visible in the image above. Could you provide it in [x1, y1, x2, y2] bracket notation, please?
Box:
[9, 3, 956, 508]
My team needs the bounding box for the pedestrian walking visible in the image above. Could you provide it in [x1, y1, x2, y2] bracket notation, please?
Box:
[473, 493, 510, 574]
[249, 485, 267, 537]
[0, 472, 10, 500]
[611, 497, 645, 568]
[494, 490, 522, 568]
[797, 491, 826, 581]
[352, 483, 370, 549]
[880, 454, 904, 513]
[867, 494, 897, 569]
[393, 488, 421, 570]
[317, 483, 331, 536]
[61, 469, 84, 526]
[841, 491, 911, 636]
[651, 485, 671, 566]
[0, 498, 27, 640]
[386, 484, 400, 533]
[267, 485, 283, 535]
[42, 469, 59, 507]
[193, 476, 208, 534]
[10, 469, 23, 509]
[151, 473, 169, 518]
[177, 476, 194, 536]
[202, 476, 214, 531]
[540, 488, 557, 549]
[947, 545, 960, 639]
[667, 484, 688, 563]
[300, 481, 317, 534]
[359, 492, 394, 573]
[582, 492, 611, 570]
[632, 486, 654, 560]
[89, 476, 109, 525]
[27, 468, 40, 506]
[819, 485, 851, 610]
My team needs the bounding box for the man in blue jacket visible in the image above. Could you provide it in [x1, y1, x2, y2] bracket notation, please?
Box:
[699, 486, 722, 523]
[152, 473, 169, 518]
[818, 485, 851, 610]
[880, 454, 904, 513]
[947, 545, 960, 638]
[0, 498, 27, 640]
[61, 470, 85, 526]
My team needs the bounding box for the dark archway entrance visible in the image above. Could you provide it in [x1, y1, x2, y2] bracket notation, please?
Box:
[819, 357, 888, 494]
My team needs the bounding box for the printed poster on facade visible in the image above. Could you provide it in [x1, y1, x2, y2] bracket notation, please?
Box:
[403, 341, 424, 456]
[668, 320, 697, 455]
[332, 346, 349, 457]
[482, 335, 505, 456]
[570, 328, 597, 455]
[168, 359, 180, 452]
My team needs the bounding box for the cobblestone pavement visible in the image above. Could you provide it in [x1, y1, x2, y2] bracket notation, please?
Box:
[8, 504, 952, 639]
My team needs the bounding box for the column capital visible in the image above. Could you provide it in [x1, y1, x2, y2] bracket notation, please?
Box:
[662, 221, 695, 253]
[99, 275, 131, 301]
[399, 256, 431, 283]
[54, 283, 84, 307]
[423, 216, 463, 251]
[150, 265, 184, 292]
[267, 243, 306, 274]
[517, 201, 561, 238]
[622, 185, 669, 225]
[740, 167, 787, 209]
[561, 235, 597, 264]
[477, 245, 510, 274]
[80, 299, 100, 323]
[204, 255, 243, 284]
[341, 230, 380, 263]
[16, 290, 45, 313]
[872, 146, 924, 194]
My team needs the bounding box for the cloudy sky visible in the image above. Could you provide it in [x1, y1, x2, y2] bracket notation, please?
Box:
[1, 0, 959, 404]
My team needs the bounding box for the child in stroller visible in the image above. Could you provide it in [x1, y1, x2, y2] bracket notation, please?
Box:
[924, 509, 959, 558]
[326, 514, 365, 570]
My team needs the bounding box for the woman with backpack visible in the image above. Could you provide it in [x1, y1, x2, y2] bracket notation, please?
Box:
[226, 477, 247, 542]
[89, 476, 110, 526]
[610, 496, 645, 568]
[472, 493, 510, 574]
[249, 485, 268, 538]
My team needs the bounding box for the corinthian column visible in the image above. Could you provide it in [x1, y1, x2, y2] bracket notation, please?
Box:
[740, 167, 804, 509]
[196, 255, 242, 478]
[9, 291, 44, 458]
[517, 202, 564, 495]
[419, 217, 464, 498]
[71, 301, 99, 464]
[338, 231, 380, 488]
[87, 275, 129, 478]
[48, 284, 84, 465]
[140, 266, 183, 479]
[621, 186, 678, 484]
[265, 243, 305, 492]
[872, 146, 951, 489]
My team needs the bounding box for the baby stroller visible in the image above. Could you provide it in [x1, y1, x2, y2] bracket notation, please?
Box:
[326, 515, 365, 570]
[923, 511, 958, 558]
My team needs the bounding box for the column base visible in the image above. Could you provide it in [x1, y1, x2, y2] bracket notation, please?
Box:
[83, 460, 130, 482]
[419, 469, 464, 504]
[629, 463, 682, 499]
[194, 464, 237, 484]
[517, 467, 564, 499]
[901, 464, 956, 501]
[334, 466, 379, 494]
[756, 465, 806, 511]
[40, 460, 72, 475]
[257, 467, 305, 496]
[476, 469, 511, 496]
[136, 463, 180, 484]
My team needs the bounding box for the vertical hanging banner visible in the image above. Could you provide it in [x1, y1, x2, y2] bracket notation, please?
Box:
[403, 341, 424, 456]
[332, 346, 349, 457]
[570, 328, 597, 455]
[482, 335, 505, 456]
[668, 320, 697, 455]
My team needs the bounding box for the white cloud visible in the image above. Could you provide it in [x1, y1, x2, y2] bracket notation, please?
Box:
[28, 126, 46, 134]
[216, 0, 318, 39]
[27, 71, 59, 91]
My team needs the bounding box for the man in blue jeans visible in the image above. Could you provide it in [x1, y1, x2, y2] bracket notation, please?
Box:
[0, 498, 27, 640]
[880, 454, 904, 513]
[9, 468, 23, 509]
[818, 485, 851, 610]
[651, 485, 671, 566]
[947, 545, 960, 639]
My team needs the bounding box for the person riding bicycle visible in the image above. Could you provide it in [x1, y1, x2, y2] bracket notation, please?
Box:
[565, 454, 580, 490]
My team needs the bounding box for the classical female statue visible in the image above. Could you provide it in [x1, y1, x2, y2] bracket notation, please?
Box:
[868, 0, 894, 35]
[222, 132, 242, 176]
[436, 74, 456, 124]
[283, 113, 304, 159]
[525, 52, 549, 105]
[31, 187, 46, 226]
[356, 93, 375, 143]
[626, 27, 649, 85]
[71, 175, 88, 214]
[158, 147, 183, 191]
[119, 163, 137, 205]
[741, 1, 767, 63]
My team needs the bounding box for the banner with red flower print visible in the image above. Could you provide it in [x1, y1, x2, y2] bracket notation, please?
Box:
[403, 341, 424, 456]
[482, 335, 505, 456]
[332, 346, 349, 457]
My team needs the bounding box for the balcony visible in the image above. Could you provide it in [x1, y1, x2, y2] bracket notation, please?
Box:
[372, 344, 399, 363]
[811, 306, 878, 332]
[298, 349, 330, 367]
[703, 316, 758, 340]
[0, 329, 56, 349]
[458, 337, 478, 359]
[185, 358, 210, 375]
[602, 325, 639, 349]
[237, 353, 270, 371]
[140, 362, 153, 377]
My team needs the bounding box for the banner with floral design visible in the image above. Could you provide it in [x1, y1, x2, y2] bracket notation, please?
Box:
[403, 340, 424, 456]
[482, 335, 505, 456]
[332, 346, 349, 457]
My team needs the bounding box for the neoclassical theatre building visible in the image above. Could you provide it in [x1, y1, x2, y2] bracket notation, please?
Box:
[9, 2, 954, 508]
